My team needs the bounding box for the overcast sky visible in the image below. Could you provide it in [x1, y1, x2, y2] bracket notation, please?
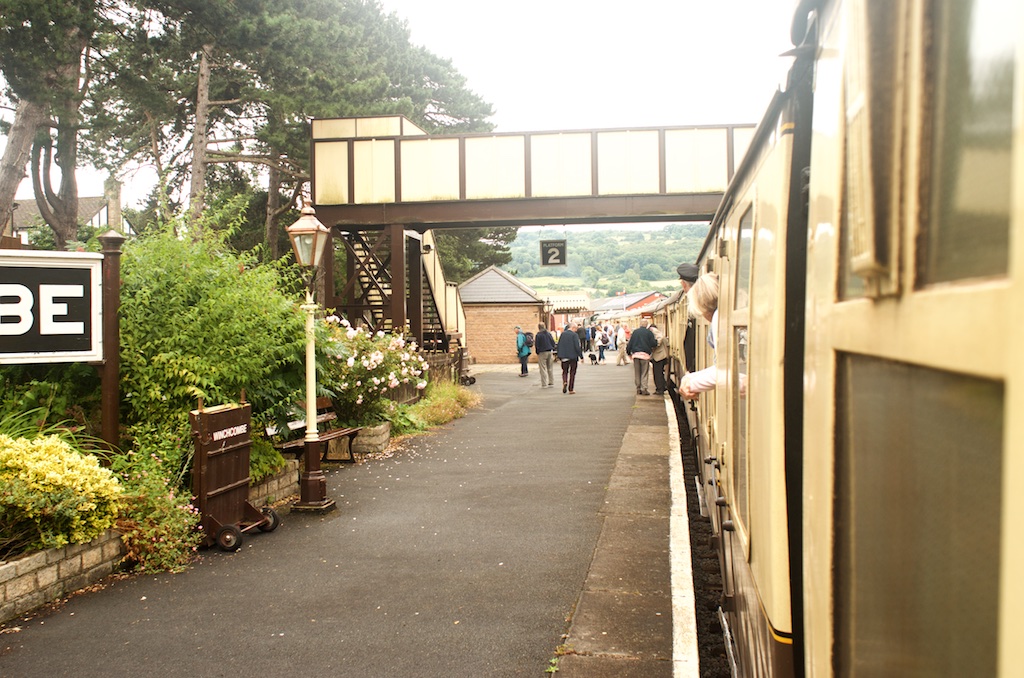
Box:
[377, 0, 799, 132]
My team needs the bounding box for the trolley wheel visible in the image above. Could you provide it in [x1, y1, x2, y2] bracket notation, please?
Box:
[258, 507, 280, 533]
[215, 524, 243, 551]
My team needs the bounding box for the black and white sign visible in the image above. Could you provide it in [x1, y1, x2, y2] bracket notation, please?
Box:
[0, 250, 103, 364]
[539, 239, 567, 267]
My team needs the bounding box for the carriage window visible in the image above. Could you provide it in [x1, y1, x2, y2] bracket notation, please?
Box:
[920, 0, 1013, 285]
[839, 163, 867, 300]
[735, 208, 753, 310]
[732, 327, 749, 530]
[834, 355, 1002, 676]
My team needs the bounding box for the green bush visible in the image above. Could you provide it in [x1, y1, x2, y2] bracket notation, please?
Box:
[111, 448, 203, 573]
[318, 316, 430, 426]
[0, 434, 123, 560]
[385, 380, 480, 436]
[119, 224, 307, 437]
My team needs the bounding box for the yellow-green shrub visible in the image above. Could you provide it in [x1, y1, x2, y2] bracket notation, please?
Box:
[0, 434, 123, 559]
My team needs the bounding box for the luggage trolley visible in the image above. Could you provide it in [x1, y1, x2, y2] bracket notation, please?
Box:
[190, 402, 280, 551]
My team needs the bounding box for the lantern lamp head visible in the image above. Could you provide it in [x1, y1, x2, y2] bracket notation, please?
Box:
[286, 201, 331, 268]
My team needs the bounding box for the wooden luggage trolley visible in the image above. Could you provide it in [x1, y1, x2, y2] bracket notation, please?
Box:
[190, 402, 280, 551]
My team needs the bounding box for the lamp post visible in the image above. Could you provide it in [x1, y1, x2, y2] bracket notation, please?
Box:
[286, 201, 336, 513]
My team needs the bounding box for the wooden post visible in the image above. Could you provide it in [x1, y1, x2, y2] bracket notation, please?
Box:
[98, 230, 126, 451]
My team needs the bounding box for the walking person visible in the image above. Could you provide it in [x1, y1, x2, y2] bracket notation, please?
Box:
[515, 326, 530, 377]
[534, 322, 556, 388]
[615, 323, 630, 366]
[597, 326, 611, 364]
[557, 322, 584, 394]
[650, 321, 669, 395]
[626, 318, 658, 395]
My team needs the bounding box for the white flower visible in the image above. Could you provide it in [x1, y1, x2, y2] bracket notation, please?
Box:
[346, 356, 355, 367]
[416, 380, 427, 390]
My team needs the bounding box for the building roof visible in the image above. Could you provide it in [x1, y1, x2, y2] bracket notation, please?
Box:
[458, 266, 544, 304]
[9, 196, 108, 231]
[591, 291, 665, 312]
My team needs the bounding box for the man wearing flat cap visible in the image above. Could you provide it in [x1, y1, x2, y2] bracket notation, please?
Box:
[677, 263, 699, 373]
[677, 262, 699, 292]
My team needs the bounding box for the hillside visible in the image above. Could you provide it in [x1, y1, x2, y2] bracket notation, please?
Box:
[505, 223, 709, 298]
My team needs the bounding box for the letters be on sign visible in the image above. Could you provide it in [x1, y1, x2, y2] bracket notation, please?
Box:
[0, 250, 103, 364]
[539, 239, 567, 267]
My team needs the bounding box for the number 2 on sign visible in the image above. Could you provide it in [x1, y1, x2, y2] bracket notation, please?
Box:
[546, 247, 561, 264]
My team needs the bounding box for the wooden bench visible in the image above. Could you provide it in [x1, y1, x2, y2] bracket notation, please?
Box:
[266, 397, 362, 463]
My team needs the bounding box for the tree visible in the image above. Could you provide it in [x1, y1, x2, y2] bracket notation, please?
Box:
[434, 227, 517, 284]
[581, 266, 600, 288]
[0, 0, 102, 248]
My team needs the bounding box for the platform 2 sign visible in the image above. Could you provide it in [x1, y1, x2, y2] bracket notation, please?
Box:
[539, 239, 567, 267]
[0, 250, 103, 364]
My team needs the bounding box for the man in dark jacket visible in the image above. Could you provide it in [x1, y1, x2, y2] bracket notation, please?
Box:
[626, 318, 658, 395]
[557, 322, 584, 394]
[534, 322, 556, 388]
[677, 262, 699, 373]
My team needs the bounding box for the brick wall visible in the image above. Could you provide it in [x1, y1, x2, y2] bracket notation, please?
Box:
[465, 304, 545, 364]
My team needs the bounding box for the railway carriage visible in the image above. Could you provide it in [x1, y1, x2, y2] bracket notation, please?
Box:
[663, 0, 1023, 675]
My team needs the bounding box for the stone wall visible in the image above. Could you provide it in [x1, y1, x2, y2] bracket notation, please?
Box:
[0, 530, 124, 624]
[0, 462, 299, 626]
[464, 304, 545, 364]
[249, 459, 299, 506]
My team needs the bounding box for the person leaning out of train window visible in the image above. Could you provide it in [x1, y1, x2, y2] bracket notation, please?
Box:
[676, 262, 699, 374]
[678, 273, 720, 399]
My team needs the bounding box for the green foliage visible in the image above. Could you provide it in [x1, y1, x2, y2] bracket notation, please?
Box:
[27, 222, 104, 252]
[119, 220, 307, 438]
[0, 364, 104, 439]
[317, 317, 430, 427]
[249, 437, 287, 485]
[508, 224, 709, 295]
[435, 227, 517, 283]
[385, 380, 480, 436]
[110, 447, 203, 573]
[0, 434, 123, 560]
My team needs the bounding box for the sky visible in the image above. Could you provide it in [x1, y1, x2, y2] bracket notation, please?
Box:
[14, 0, 800, 205]
[377, 0, 799, 132]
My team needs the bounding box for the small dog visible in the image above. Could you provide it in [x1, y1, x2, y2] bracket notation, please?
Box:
[588, 353, 599, 365]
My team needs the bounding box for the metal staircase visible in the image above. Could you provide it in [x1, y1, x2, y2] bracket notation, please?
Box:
[329, 228, 466, 352]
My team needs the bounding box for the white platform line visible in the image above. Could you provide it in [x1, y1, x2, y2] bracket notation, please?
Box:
[666, 395, 700, 677]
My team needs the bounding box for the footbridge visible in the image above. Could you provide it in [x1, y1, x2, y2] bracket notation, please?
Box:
[308, 115, 753, 351]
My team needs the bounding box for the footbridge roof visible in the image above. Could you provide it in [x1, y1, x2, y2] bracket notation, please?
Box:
[309, 115, 754, 231]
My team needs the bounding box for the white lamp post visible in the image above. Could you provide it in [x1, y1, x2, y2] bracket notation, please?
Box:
[286, 201, 335, 513]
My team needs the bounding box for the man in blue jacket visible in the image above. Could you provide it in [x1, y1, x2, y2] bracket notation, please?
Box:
[533, 322, 556, 388]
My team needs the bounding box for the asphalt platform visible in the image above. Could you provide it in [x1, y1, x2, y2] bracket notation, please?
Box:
[0, 360, 698, 678]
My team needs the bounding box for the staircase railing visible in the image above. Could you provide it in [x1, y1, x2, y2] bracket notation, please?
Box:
[421, 230, 467, 350]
